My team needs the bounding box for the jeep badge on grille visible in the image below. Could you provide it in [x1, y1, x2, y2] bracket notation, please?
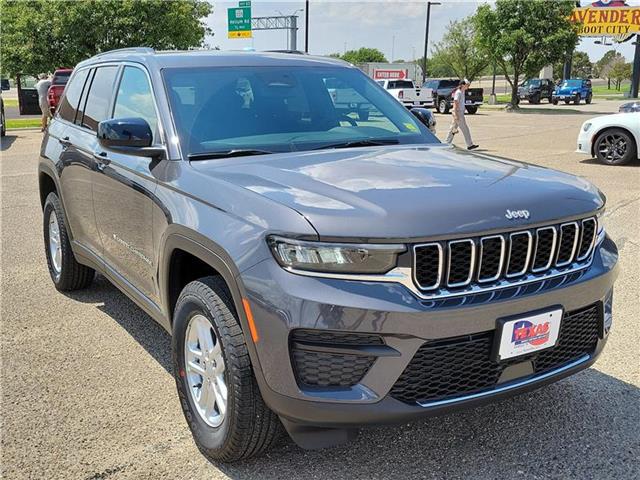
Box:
[505, 209, 530, 220]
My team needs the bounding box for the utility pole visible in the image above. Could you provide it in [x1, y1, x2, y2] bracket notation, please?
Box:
[422, 2, 441, 85]
[304, 0, 309, 53]
[631, 34, 639, 98]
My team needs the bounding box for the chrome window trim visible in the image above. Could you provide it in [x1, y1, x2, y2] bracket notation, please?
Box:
[505, 231, 533, 278]
[532, 226, 557, 273]
[412, 242, 443, 290]
[556, 222, 580, 267]
[477, 235, 505, 283]
[447, 239, 476, 288]
[577, 218, 597, 261]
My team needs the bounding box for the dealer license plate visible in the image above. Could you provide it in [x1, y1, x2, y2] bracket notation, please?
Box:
[494, 308, 562, 361]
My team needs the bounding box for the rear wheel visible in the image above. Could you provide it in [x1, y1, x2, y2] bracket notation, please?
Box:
[43, 192, 94, 291]
[552, 98, 558, 105]
[437, 98, 450, 114]
[465, 105, 478, 114]
[586, 93, 592, 104]
[594, 128, 637, 166]
[173, 277, 282, 462]
[1, 107, 5, 137]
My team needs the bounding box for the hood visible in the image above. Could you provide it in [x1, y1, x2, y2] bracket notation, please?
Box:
[556, 86, 580, 94]
[191, 145, 603, 240]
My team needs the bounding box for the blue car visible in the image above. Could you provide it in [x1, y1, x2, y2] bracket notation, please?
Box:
[553, 78, 593, 105]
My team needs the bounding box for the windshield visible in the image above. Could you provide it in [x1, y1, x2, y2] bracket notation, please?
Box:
[163, 66, 438, 157]
[522, 79, 540, 87]
[562, 80, 582, 88]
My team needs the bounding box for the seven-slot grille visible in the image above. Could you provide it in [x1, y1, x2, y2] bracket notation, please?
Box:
[414, 217, 597, 291]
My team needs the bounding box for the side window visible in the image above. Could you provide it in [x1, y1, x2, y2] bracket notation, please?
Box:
[113, 66, 158, 139]
[58, 69, 90, 123]
[81, 66, 118, 132]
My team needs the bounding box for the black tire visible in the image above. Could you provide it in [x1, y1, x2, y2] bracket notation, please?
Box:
[548, 95, 554, 103]
[594, 128, 637, 166]
[1, 107, 5, 137]
[43, 192, 94, 291]
[465, 105, 478, 114]
[357, 109, 369, 121]
[552, 98, 558, 105]
[173, 277, 282, 462]
[586, 93, 592, 104]
[529, 94, 540, 104]
[564, 99, 571, 105]
[437, 98, 450, 114]
[574, 94, 581, 105]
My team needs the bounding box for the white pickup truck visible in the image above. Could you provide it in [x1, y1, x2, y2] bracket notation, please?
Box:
[376, 79, 433, 109]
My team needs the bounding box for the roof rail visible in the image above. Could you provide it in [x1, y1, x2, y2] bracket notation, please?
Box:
[92, 47, 155, 59]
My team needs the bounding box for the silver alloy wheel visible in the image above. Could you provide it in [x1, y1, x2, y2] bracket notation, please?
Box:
[184, 314, 227, 428]
[48, 211, 62, 276]
[598, 133, 627, 162]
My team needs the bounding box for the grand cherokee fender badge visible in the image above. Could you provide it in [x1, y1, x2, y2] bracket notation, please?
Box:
[505, 209, 530, 220]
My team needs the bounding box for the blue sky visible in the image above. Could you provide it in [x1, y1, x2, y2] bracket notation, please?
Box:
[206, 0, 639, 63]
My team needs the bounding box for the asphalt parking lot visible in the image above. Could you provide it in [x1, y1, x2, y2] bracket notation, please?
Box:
[1, 99, 639, 479]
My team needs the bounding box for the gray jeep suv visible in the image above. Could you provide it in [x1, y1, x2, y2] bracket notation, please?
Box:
[39, 48, 618, 462]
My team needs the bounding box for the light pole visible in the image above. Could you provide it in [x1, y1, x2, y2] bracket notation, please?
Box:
[631, 34, 639, 98]
[304, 0, 309, 53]
[422, 1, 441, 85]
[391, 35, 395, 62]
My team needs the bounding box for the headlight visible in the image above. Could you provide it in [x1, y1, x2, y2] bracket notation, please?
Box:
[596, 208, 606, 243]
[268, 236, 405, 274]
[572, 90, 578, 94]
[583, 122, 592, 132]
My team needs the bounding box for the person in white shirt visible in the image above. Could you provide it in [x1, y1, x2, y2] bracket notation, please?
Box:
[35, 73, 52, 132]
[445, 79, 478, 150]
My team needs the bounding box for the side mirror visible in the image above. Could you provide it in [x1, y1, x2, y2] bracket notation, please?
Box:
[97, 117, 164, 158]
[411, 107, 436, 133]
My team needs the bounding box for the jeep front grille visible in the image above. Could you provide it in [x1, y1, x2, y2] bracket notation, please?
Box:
[413, 217, 597, 292]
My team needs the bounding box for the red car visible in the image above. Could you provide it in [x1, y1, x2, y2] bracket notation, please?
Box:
[47, 68, 73, 114]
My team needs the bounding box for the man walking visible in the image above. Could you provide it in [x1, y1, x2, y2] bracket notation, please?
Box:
[35, 73, 52, 132]
[445, 79, 478, 150]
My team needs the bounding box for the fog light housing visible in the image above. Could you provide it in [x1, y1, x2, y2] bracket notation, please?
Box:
[604, 289, 613, 335]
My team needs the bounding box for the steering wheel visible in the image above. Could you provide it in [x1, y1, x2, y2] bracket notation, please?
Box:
[339, 114, 358, 127]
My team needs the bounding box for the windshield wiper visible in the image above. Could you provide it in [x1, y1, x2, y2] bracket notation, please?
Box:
[188, 149, 273, 161]
[313, 138, 399, 150]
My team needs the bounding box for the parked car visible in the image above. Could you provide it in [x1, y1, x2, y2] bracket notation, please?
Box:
[376, 79, 433, 109]
[577, 112, 639, 165]
[423, 78, 484, 114]
[325, 76, 372, 120]
[518, 78, 554, 104]
[39, 48, 618, 462]
[47, 68, 73, 114]
[0, 94, 5, 137]
[553, 78, 592, 105]
[619, 101, 640, 113]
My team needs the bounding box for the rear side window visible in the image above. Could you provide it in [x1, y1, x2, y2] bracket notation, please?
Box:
[81, 66, 118, 131]
[52, 71, 71, 85]
[113, 66, 158, 139]
[388, 81, 414, 89]
[57, 69, 89, 122]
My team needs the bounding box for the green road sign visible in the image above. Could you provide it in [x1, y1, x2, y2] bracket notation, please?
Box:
[228, 3, 252, 39]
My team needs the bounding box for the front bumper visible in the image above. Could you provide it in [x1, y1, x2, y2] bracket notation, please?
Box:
[240, 236, 618, 428]
[553, 93, 579, 101]
[576, 129, 593, 155]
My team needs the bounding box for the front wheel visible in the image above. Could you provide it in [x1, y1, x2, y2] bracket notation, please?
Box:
[173, 277, 282, 462]
[529, 94, 540, 104]
[1, 108, 6, 137]
[574, 95, 581, 105]
[437, 98, 450, 114]
[564, 99, 571, 104]
[594, 128, 637, 166]
[552, 98, 558, 105]
[43, 192, 94, 290]
[586, 93, 592, 104]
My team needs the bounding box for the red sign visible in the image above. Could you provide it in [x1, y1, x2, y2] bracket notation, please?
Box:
[373, 69, 408, 80]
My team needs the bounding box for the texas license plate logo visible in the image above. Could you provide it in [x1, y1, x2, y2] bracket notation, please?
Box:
[496, 309, 562, 360]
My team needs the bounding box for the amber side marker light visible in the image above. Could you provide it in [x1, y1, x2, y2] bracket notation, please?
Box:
[242, 298, 260, 343]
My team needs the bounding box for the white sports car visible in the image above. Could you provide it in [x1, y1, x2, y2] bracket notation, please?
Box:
[577, 112, 639, 165]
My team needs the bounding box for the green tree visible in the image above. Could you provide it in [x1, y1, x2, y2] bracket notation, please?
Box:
[340, 47, 387, 64]
[475, 0, 579, 108]
[552, 51, 592, 81]
[414, 54, 457, 79]
[432, 17, 489, 81]
[608, 58, 632, 90]
[0, 0, 212, 78]
[594, 50, 623, 88]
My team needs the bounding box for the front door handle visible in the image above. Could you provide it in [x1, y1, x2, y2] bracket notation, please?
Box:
[93, 151, 111, 171]
[59, 136, 71, 148]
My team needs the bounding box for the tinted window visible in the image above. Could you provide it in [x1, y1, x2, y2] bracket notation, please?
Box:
[52, 71, 71, 85]
[113, 66, 158, 139]
[388, 80, 414, 89]
[81, 66, 118, 131]
[58, 69, 89, 122]
[439, 80, 459, 88]
[163, 66, 438, 157]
